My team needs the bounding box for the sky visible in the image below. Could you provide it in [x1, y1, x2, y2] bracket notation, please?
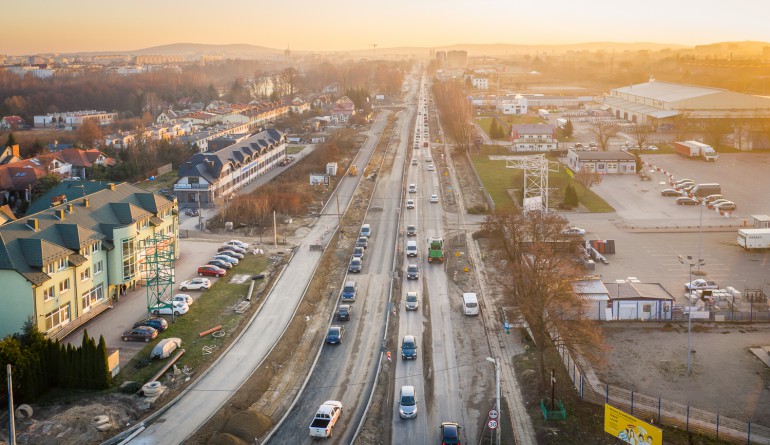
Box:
[2, 0, 769, 55]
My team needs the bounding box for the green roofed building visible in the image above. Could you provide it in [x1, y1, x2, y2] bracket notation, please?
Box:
[0, 182, 178, 339]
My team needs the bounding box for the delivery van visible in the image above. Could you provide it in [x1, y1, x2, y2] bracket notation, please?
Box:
[462, 293, 479, 316]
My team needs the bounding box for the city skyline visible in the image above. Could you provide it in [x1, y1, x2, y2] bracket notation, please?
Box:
[2, 0, 769, 55]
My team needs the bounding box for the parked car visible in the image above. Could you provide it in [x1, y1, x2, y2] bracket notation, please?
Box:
[149, 301, 189, 316]
[714, 201, 736, 211]
[406, 224, 417, 236]
[356, 236, 369, 249]
[401, 335, 418, 360]
[644, 145, 659, 151]
[172, 294, 194, 306]
[406, 199, 415, 209]
[708, 198, 730, 209]
[337, 304, 352, 321]
[184, 208, 199, 216]
[676, 196, 699, 206]
[682, 184, 697, 193]
[561, 227, 586, 236]
[440, 421, 462, 445]
[224, 240, 250, 250]
[660, 189, 682, 197]
[352, 246, 365, 259]
[179, 278, 211, 291]
[326, 326, 344, 344]
[150, 338, 181, 359]
[218, 245, 246, 254]
[674, 178, 694, 186]
[217, 250, 244, 259]
[349, 257, 362, 273]
[212, 254, 239, 265]
[430, 194, 439, 203]
[198, 265, 226, 277]
[207, 259, 232, 270]
[704, 194, 723, 204]
[675, 181, 694, 191]
[122, 326, 158, 342]
[133, 317, 168, 332]
[405, 291, 419, 310]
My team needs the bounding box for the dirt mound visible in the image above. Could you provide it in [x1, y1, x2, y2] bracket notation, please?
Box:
[215, 410, 272, 443]
[206, 432, 247, 445]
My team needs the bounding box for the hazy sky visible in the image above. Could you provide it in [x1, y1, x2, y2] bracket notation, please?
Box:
[2, 0, 769, 54]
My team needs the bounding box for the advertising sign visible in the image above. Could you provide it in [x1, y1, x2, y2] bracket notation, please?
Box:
[604, 404, 662, 445]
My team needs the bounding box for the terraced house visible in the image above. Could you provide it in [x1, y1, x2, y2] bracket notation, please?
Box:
[0, 182, 178, 339]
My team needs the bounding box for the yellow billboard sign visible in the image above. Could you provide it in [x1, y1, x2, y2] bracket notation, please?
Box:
[604, 404, 662, 445]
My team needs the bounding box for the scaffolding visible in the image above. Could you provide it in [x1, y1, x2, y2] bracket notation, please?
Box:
[140, 234, 176, 316]
[506, 155, 560, 212]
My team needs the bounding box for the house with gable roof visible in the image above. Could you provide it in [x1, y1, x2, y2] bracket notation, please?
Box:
[330, 96, 356, 124]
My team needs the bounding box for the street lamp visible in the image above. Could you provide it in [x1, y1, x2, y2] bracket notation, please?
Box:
[678, 254, 705, 374]
[486, 356, 500, 445]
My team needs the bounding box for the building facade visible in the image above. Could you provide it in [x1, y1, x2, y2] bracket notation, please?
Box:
[0, 182, 178, 339]
[510, 124, 558, 152]
[566, 149, 637, 174]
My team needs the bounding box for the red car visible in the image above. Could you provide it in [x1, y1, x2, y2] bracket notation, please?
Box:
[198, 265, 226, 277]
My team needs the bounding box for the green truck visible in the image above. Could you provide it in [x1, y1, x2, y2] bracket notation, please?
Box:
[428, 237, 444, 263]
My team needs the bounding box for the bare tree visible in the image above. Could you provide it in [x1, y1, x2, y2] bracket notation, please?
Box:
[589, 122, 619, 151]
[432, 80, 473, 152]
[574, 166, 603, 188]
[629, 124, 653, 149]
[481, 208, 606, 389]
[277, 67, 302, 97]
[701, 119, 732, 149]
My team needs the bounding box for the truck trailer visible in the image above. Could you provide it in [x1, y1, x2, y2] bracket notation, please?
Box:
[738, 228, 770, 250]
[673, 141, 718, 162]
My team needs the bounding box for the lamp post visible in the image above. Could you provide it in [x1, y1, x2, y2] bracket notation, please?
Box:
[486, 356, 500, 445]
[679, 254, 705, 374]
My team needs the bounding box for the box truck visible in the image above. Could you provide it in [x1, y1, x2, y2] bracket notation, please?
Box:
[691, 183, 721, 197]
[673, 141, 718, 161]
[538, 109, 550, 120]
[737, 228, 770, 250]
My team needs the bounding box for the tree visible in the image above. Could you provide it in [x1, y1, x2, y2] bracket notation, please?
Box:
[432, 80, 473, 152]
[489, 119, 500, 140]
[702, 119, 732, 149]
[6, 132, 16, 147]
[481, 208, 606, 389]
[37, 174, 61, 196]
[589, 122, 619, 150]
[629, 124, 653, 150]
[76, 119, 103, 148]
[574, 166, 603, 189]
[563, 184, 579, 207]
[562, 119, 574, 138]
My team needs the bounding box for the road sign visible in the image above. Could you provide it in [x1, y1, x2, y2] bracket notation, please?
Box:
[489, 409, 499, 419]
[487, 419, 498, 430]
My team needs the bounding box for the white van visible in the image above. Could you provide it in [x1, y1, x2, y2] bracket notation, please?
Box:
[360, 224, 371, 238]
[462, 293, 479, 316]
[408, 184, 417, 193]
[406, 240, 418, 257]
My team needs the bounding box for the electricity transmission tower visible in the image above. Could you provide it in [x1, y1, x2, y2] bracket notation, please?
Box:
[141, 234, 176, 317]
[506, 154, 560, 212]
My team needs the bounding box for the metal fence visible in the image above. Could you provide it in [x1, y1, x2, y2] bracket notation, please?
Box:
[557, 345, 770, 444]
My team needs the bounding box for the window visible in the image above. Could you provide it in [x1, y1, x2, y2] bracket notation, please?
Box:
[91, 242, 100, 254]
[46, 263, 55, 274]
[59, 278, 71, 294]
[81, 284, 104, 310]
[80, 267, 91, 282]
[44, 303, 71, 332]
[94, 260, 103, 275]
[43, 286, 55, 301]
[643, 304, 652, 312]
[122, 237, 137, 280]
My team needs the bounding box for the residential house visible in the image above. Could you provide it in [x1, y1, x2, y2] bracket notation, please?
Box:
[566, 149, 637, 174]
[174, 129, 286, 208]
[289, 97, 311, 114]
[510, 124, 558, 152]
[1, 116, 26, 130]
[33, 110, 117, 129]
[330, 96, 356, 124]
[0, 145, 22, 165]
[573, 278, 611, 320]
[0, 204, 16, 225]
[0, 182, 178, 339]
[472, 77, 489, 90]
[58, 148, 116, 180]
[155, 110, 181, 125]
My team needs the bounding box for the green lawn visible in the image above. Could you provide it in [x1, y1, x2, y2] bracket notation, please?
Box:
[114, 254, 269, 384]
[135, 170, 179, 192]
[475, 117, 509, 141]
[286, 145, 305, 155]
[470, 155, 614, 212]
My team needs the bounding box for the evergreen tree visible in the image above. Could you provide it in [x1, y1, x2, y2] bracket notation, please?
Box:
[6, 132, 16, 147]
[563, 120, 574, 138]
[96, 336, 112, 389]
[489, 119, 499, 140]
[565, 184, 580, 207]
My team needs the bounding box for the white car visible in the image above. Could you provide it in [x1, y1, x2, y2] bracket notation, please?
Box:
[427, 164, 435, 171]
[430, 194, 439, 203]
[224, 239, 250, 250]
[425, 155, 432, 162]
[561, 227, 586, 236]
[172, 294, 194, 306]
[406, 199, 415, 209]
[179, 278, 211, 291]
[149, 301, 189, 316]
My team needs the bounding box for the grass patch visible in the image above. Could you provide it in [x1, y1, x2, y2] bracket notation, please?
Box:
[114, 254, 269, 385]
[478, 144, 510, 156]
[135, 169, 179, 193]
[470, 155, 614, 212]
[475, 117, 509, 141]
[286, 145, 305, 155]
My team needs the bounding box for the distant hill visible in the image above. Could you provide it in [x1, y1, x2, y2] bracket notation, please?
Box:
[130, 42, 283, 56]
[340, 42, 689, 57]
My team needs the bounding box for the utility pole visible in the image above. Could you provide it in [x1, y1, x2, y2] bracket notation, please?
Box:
[7, 364, 16, 445]
[273, 210, 277, 246]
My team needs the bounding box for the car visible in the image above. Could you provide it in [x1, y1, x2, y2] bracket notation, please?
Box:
[682, 184, 697, 193]
[440, 421, 461, 445]
[212, 254, 239, 265]
[341, 281, 357, 302]
[425, 155, 433, 162]
[172, 293, 194, 306]
[349, 257, 362, 273]
[430, 194, 439, 203]
[398, 385, 418, 419]
[660, 189, 682, 197]
[122, 326, 158, 342]
[714, 201, 736, 211]
[356, 236, 369, 248]
[352, 246, 365, 259]
[406, 264, 419, 280]
[218, 245, 246, 254]
[217, 249, 244, 259]
[337, 304, 352, 321]
[411, 159, 418, 165]
[224, 240, 250, 250]
[401, 335, 418, 360]
[183, 208, 199, 217]
[676, 196, 699, 206]
[149, 301, 189, 316]
[406, 199, 415, 209]
[207, 259, 232, 270]
[427, 164, 435, 171]
[133, 317, 168, 332]
[409, 184, 417, 193]
[179, 278, 211, 291]
[406, 225, 417, 236]
[198, 265, 226, 277]
[675, 182, 695, 191]
[704, 194, 723, 204]
[644, 145, 659, 151]
[674, 178, 694, 186]
[326, 326, 344, 344]
[405, 291, 419, 310]
[561, 227, 586, 236]
[150, 337, 181, 360]
[708, 198, 730, 209]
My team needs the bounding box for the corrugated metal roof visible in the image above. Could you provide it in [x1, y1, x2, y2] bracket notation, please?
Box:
[613, 81, 723, 103]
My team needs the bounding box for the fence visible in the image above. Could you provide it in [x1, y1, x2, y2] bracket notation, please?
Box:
[557, 345, 770, 444]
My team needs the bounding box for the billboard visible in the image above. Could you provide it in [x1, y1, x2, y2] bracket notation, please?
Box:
[604, 404, 662, 445]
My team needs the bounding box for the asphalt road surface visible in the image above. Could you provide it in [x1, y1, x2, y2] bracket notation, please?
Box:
[127, 109, 389, 444]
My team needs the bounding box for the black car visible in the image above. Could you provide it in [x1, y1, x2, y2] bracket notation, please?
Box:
[406, 264, 419, 280]
[121, 326, 158, 342]
[184, 208, 199, 216]
[133, 317, 169, 332]
[326, 326, 344, 344]
[349, 257, 362, 273]
[401, 335, 417, 360]
[406, 225, 417, 236]
[337, 304, 352, 321]
[440, 422, 461, 445]
[208, 259, 233, 269]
